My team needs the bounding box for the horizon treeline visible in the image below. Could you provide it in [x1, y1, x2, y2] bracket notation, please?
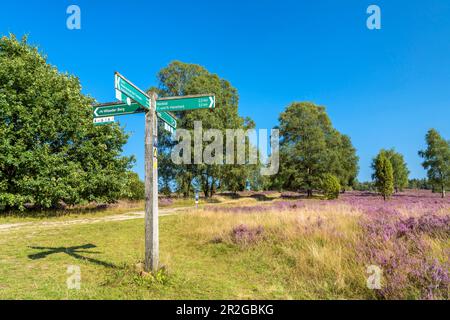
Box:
[1, 35, 449, 211]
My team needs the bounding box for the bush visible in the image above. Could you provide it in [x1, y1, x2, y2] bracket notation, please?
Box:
[321, 174, 341, 199]
[121, 172, 145, 201]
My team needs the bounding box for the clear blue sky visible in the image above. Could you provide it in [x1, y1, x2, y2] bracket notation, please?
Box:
[1, 0, 449, 181]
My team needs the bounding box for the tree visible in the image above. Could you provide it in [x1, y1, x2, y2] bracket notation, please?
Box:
[121, 172, 145, 200]
[419, 129, 450, 198]
[0, 35, 133, 210]
[372, 151, 394, 201]
[153, 61, 256, 198]
[321, 174, 341, 200]
[375, 149, 409, 193]
[330, 134, 359, 191]
[276, 102, 358, 197]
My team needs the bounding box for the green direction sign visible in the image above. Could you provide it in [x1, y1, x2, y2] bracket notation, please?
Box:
[157, 112, 177, 129]
[115, 90, 133, 106]
[115, 72, 151, 109]
[93, 102, 145, 118]
[156, 94, 215, 112]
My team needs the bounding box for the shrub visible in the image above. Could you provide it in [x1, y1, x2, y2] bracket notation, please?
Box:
[321, 174, 341, 199]
[230, 224, 264, 246]
[121, 172, 145, 201]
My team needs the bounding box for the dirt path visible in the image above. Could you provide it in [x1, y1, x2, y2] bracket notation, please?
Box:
[0, 199, 245, 233]
[0, 206, 190, 233]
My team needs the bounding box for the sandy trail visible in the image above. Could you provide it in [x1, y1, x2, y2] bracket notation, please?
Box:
[0, 206, 189, 233]
[0, 199, 242, 233]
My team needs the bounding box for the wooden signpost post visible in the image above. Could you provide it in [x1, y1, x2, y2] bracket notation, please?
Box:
[93, 72, 215, 273]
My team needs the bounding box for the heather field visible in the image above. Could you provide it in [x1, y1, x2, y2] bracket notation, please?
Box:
[0, 190, 448, 300]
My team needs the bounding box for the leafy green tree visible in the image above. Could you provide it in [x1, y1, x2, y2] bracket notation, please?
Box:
[321, 174, 341, 199]
[153, 61, 256, 198]
[419, 129, 450, 198]
[330, 133, 359, 191]
[121, 172, 145, 200]
[0, 35, 133, 210]
[376, 149, 409, 193]
[372, 151, 395, 200]
[277, 102, 358, 197]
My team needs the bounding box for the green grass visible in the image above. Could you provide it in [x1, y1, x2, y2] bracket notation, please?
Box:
[0, 203, 376, 300]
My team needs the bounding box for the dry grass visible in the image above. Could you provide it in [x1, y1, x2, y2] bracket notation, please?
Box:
[175, 204, 375, 299]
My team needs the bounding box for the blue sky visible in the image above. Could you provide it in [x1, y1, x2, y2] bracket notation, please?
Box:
[1, 0, 449, 181]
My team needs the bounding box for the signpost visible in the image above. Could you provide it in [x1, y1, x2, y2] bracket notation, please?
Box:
[93, 72, 215, 273]
[115, 72, 151, 109]
[93, 102, 146, 118]
[156, 94, 215, 112]
[195, 192, 199, 209]
[157, 112, 177, 129]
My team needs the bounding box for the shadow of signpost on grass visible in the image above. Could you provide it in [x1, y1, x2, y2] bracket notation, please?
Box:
[27, 243, 117, 268]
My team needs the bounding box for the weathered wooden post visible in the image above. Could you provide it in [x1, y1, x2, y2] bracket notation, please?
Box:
[144, 92, 159, 273]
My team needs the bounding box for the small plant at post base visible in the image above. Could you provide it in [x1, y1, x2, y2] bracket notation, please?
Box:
[321, 174, 341, 200]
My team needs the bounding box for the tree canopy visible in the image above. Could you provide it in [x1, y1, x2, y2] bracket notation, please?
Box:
[372, 151, 395, 200]
[419, 129, 450, 198]
[372, 149, 409, 193]
[153, 61, 258, 197]
[275, 102, 359, 196]
[0, 35, 133, 210]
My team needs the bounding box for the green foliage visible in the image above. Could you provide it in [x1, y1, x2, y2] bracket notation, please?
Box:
[276, 102, 358, 196]
[153, 61, 258, 197]
[121, 172, 145, 201]
[321, 174, 341, 199]
[419, 129, 450, 198]
[372, 151, 395, 200]
[0, 35, 133, 210]
[375, 149, 409, 192]
[353, 180, 376, 192]
[408, 178, 431, 190]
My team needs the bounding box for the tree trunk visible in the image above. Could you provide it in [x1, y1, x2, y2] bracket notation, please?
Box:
[442, 185, 446, 198]
[203, 179, 210, 198]
[186, 182, 191, 198]
[307, 189, 313, 198]
[210, 181, 215, 198]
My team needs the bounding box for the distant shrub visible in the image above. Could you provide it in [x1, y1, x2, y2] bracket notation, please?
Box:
[121, 172, 145, 201]
[159, 197, 173, 207]
[321, 174, 341, 199]
[230, 224, 264, 246]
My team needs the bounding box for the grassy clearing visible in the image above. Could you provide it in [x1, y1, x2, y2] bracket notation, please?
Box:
[0, 202, 379, 300]
[1, 192, 448, 300]
[0, 195, 254, 225]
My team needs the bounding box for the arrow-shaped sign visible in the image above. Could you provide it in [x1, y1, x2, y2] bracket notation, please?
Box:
[157, 112, 177, 129]
[156, 94, 215, 112]
[115, 72, 151, 109]
[93, 102, 146, 118]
